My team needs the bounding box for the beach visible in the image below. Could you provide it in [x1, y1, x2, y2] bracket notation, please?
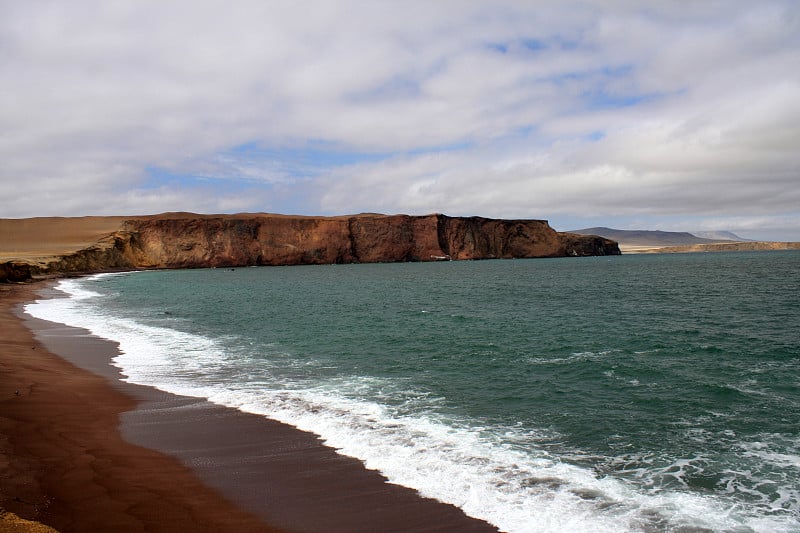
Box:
[0, 281, 497, 533]
[0, 282, 276, 532]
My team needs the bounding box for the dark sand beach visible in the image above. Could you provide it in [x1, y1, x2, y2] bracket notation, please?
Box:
[0, 282, 497, 532]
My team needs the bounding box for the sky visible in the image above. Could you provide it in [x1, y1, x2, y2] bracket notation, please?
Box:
[2, 1, 799, 240]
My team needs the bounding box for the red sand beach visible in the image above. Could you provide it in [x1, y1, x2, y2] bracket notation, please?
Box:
[0, 282, 497, 532]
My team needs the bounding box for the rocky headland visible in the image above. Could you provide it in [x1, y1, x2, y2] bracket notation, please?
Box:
[0, 213, 619, 282]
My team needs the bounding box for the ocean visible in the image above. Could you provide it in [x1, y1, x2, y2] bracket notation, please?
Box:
[25, 251, 800, 532]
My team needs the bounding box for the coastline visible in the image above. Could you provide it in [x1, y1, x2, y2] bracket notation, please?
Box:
[1, 280, 497, 532]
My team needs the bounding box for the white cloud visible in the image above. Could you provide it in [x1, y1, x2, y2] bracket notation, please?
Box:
[1, 0, 799, 238]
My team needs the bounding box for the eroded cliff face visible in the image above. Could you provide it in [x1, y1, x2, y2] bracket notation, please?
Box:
[121, 214, 619, 269]
[0, 213, 620, 281]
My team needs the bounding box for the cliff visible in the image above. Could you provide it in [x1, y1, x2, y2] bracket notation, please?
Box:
[0, 213, 619, 281]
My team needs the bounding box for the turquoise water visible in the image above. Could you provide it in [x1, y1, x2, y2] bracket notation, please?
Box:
[27, 252, 800, 532]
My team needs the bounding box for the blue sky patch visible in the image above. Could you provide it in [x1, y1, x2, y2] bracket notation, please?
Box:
[142, 166, 263, 195]
[228, 142, 388, 170]
[487, 38, 547, 54]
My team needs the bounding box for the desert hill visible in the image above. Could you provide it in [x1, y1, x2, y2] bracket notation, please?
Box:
[690, 230, 752, 241]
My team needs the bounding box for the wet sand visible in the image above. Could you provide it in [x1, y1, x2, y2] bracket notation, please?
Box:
[1, 282, 497, 532]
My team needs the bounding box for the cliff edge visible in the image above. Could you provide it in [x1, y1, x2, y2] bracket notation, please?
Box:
[0, 213, 619, 281]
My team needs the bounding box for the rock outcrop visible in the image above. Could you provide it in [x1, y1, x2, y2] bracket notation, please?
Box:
[0, 213, 620, 281]
[0, 509, 59, 533]
[0, 262, 32, 283]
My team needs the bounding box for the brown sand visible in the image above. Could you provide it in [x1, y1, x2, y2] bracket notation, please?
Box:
[1, 282, 498, 532]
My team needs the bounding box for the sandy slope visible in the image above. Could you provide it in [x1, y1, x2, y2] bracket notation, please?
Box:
[0, 217, 127, 262]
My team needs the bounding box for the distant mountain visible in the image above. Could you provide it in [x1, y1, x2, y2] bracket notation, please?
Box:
[690, 231, 752, 241]
[569, 227, 730, 248]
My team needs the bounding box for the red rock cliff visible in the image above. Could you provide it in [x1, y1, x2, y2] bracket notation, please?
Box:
[1, 213, 619, 280]
[120, 213, 619, 269]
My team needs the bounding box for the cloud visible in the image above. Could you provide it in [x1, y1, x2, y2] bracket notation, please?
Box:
[1, 0, 799, 238]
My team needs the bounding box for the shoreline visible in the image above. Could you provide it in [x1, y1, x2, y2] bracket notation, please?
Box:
[0, 281, 279, 532]
[1, 280, 497, 532]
